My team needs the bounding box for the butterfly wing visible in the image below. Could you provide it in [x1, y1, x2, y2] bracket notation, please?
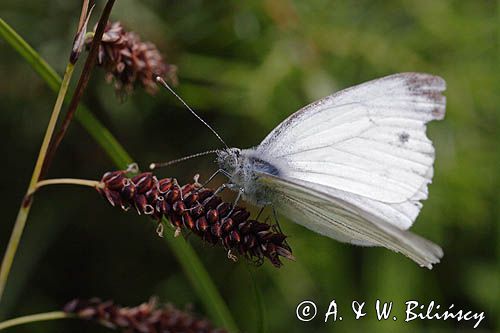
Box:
[256, 73, 446, 214]
[258, 173, 443, 269]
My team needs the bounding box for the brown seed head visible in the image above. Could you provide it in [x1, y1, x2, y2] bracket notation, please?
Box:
[64, 298, 227, 333]
[98, 169, 294, 267]
[86, 21, 178, 96]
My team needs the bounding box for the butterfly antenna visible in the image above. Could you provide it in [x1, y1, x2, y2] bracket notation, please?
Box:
[149, 150, 218, 170]
[155, 76, 229, 149]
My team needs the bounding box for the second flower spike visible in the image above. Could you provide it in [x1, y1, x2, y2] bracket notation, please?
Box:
[86, 21, 178, 95]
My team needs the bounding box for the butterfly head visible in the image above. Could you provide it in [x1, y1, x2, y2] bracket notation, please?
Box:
[216, 148, 242, 176]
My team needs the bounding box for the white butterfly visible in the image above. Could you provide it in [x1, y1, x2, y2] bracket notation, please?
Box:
[216, 73, 446, 269]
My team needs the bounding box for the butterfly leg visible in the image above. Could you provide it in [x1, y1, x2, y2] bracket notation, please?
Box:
[228, 188, 244, 215]
[196, 169, 232, 191]
[270, 206, 291, 251]
[254, 205, 279, 227]
[195, 171, 244, 217]
[271, 206, 284, 234]
[211, 183, 245, 218]
[255, 206, 266, 220]
[252, 205, 275, 226]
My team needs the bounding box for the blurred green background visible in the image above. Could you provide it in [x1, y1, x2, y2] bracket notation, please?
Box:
[0, 0, 498, 332]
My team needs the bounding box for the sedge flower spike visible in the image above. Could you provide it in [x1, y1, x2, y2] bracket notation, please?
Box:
[64, 298, 227, 333]
[86, 21, 177, 95]
[97, 169, 295, 267]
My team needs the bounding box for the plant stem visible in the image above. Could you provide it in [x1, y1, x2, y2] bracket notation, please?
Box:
[0, 63, 75, 302]
[31, 178, 102, 194]
[42, 0, 116, 176]
[29, 64, 75, 189]
[0, 18, 239, 332]
[0, 18, 131, 168]
[0, 0, 114, 304]
[0, 311, 69, 330]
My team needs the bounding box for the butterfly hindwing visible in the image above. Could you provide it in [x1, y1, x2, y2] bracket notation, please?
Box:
[258, 173, 443, 269]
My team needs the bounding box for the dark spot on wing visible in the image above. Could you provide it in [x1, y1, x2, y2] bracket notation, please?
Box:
[404, 73, 445, 91]
[398, 132, 410, 143]
[431, 105, 446, 119]
[404, 73, 446, 120]
[407, 74, 437, 88]
[420, 90, 445, 104]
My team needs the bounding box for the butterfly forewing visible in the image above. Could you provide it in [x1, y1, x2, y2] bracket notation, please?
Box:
[256, 73, 446, 206]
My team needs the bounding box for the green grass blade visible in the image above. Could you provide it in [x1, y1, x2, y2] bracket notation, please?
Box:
[0, 18, 60, 90]
[247, 266, 266, 333]
[167, 236, 237, 331]
[0, 18, 131, 168]
[75, 108, 132, 168]
[0, 18, 238, 332]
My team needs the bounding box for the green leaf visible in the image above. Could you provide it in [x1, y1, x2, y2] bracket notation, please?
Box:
[247, 266, 266, 333]
[0, 18, 131, 168]
[0, 18, 238, 332]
